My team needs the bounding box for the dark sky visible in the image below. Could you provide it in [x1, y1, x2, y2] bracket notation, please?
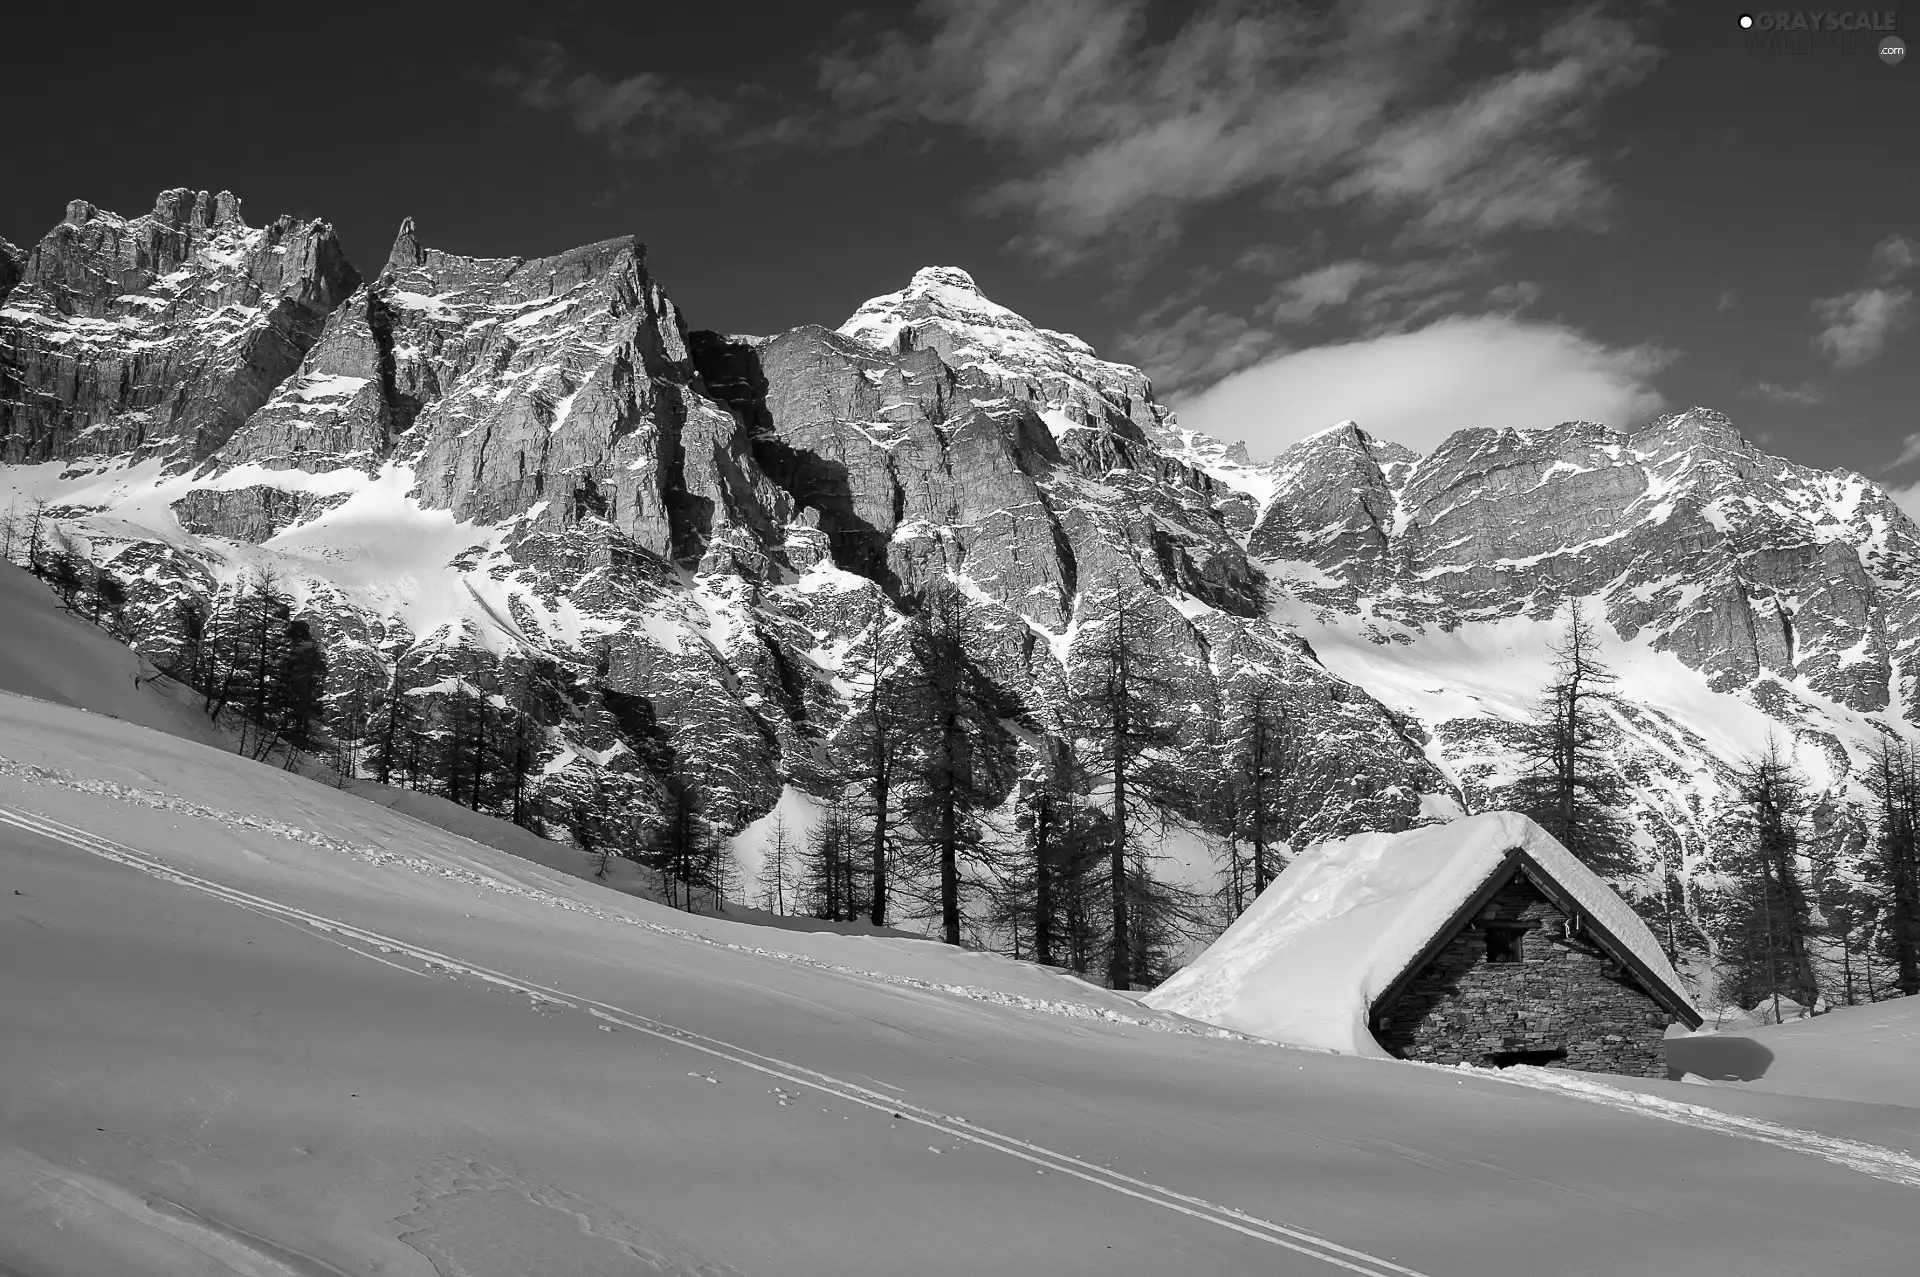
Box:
[5, 1, 1915, 488]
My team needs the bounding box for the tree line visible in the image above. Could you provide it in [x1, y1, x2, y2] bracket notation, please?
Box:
[743, 586, 1333, 991]
[1504, 598, 1920, 1016]
[4, 496, 134, 636]
[16, 494, 1917, 1006]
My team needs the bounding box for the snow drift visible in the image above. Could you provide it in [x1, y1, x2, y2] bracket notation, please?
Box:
[1143, 812, 1697, 1054]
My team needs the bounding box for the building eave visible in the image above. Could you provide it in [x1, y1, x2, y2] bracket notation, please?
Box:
[1366, 845, 1704, 1034]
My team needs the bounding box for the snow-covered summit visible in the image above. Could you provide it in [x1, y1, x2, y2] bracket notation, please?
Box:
[835, 265, 1168, 437]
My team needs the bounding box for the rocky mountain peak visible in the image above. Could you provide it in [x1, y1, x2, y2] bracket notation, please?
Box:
[0, 236, 21, 305]
[150, 188, 246, 230]
[1630, 406, 1751, 456]
[908, 265, 982, 293]
[0, 189, 360, 468]
[384, 215, 426, 275]
[837, 266, 1168, 440]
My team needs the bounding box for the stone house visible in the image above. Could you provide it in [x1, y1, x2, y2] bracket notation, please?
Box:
[1144, 812, 1702, 1075]
[1369, 848, 1702, 1076]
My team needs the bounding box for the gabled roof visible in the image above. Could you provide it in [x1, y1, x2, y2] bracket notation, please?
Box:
[1142, 812, 1702, 1054]
[1371, 848, 1704, 1030]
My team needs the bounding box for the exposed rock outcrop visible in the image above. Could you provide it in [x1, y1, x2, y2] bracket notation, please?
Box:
[0, 189, 359, 470]
[7, 191, 1916, 972]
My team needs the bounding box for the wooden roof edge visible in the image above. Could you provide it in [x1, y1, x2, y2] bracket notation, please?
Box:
[1511, 851, 1704, 1030]
[1367, 846, 1705, 1031]
[1368, 847, 1524, 1023]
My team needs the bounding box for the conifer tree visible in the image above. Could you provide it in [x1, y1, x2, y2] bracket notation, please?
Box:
[802, 789, 863, 920]
[1016, 742, 1085, 968]
[755, 811, 798, 914]
[1862, 738, 1920, 997]
[1064, 590, 1183, 990]
[640, 754, 718, 911]
[1718, 741, 1821, 1019]
[366, 647, 425, 788]
[500, 657, 568, 830]
[1225, 678, 1306, 902]
[901, 586, 1014, 946]
[88, 564, 127, 629]
[841, 593, 912, 925]
[23, 497, 49, 576]
[1511, 598, 1635, 875]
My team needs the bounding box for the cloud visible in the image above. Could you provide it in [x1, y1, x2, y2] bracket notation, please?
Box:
[1813, 287, 1914, 370]
[1717, 288, 1738, 314]
[823, 0, 1658, 263]
[1170, 315, 1671, 460]
[1265, 261, 1378, 325]
[1331, 9, 1655, 239]
[1811, 232, 1919, 370]
[1881, 433, 1920, 473]
[1117, 303, 1288, 397]
[1869, 234, 1919, 281]
[1127, 250, 1532, 396]
[492, 42, 837, 158]
[1743, 380, 1825, 407]
[493, 44, 734, 157]
[1884, 481, 1920, 526]
[1485, 280, 1545, 311]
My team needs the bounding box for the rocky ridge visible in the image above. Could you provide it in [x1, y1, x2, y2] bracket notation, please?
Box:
[0, 190, 359, 470]
[0, 193, 1448, 878]
[4, 189, 1915, 974]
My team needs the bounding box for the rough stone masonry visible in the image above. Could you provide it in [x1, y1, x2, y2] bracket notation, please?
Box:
[1374, 874, 1673, 1077]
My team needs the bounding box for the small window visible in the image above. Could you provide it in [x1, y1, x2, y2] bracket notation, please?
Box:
[1486, 1048, 1565, 1068]
[1485, 927, 1522, 964]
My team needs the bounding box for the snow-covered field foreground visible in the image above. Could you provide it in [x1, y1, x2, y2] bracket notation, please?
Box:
[1, 697, 1916, 1274]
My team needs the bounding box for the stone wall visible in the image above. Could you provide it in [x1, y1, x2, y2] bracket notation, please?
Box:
[1374, 872, 1672, 1076]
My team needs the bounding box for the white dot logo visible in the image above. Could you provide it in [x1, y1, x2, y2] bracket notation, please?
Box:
[1739, 14, 1753, 28]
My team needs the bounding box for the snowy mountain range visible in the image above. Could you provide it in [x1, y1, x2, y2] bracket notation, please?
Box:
[4, 187, 1914, 967]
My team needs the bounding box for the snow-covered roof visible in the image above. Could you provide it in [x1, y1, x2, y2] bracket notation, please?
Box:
[1142, 812, 1701, 1056]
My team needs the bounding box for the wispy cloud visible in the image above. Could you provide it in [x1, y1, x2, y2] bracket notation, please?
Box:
[1881, 433, 1920, 473]
[1814, 288, 1914, 370]
[1717, 288, 1739, 314]
[1117, 302, 1288, 399]
[1264, 261, 1379, 326]
[1743, 380, 1825, 407]
[1869, 234, 1919, 280]
[1124, 251, 1513, 393]
[492, 42, 834, 158]
[493, 44, 734, 157]
[1813, 232, 1918, 370]
[1171, 315, 1672, 460]
[1884, 481, 1920, 525]
[822, 1, 1656, 263]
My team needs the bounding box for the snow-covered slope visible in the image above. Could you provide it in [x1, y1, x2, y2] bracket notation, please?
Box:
[1669, 996, 1920, 1108]
[0, 564, 225, 748]
[5, 689, 1920, 1274]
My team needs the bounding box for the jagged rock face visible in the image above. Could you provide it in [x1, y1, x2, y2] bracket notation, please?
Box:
[28, 192, 1920, 968]
[0, 190, 359, 470]
[212, 221, 785, 569]
[0, 200, 1449, 864]
[838, 266, 1163, 437]
[1257, 411, 1918, 719]
[0, 238, 23, 306]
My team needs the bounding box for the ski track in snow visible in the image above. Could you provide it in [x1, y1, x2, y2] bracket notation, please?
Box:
[1453, 1062, 1920, 1190]
[0, 756, 1254, 1039]
[0, 801, 1431, 1277]
[7, 757, 1918, 1201]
